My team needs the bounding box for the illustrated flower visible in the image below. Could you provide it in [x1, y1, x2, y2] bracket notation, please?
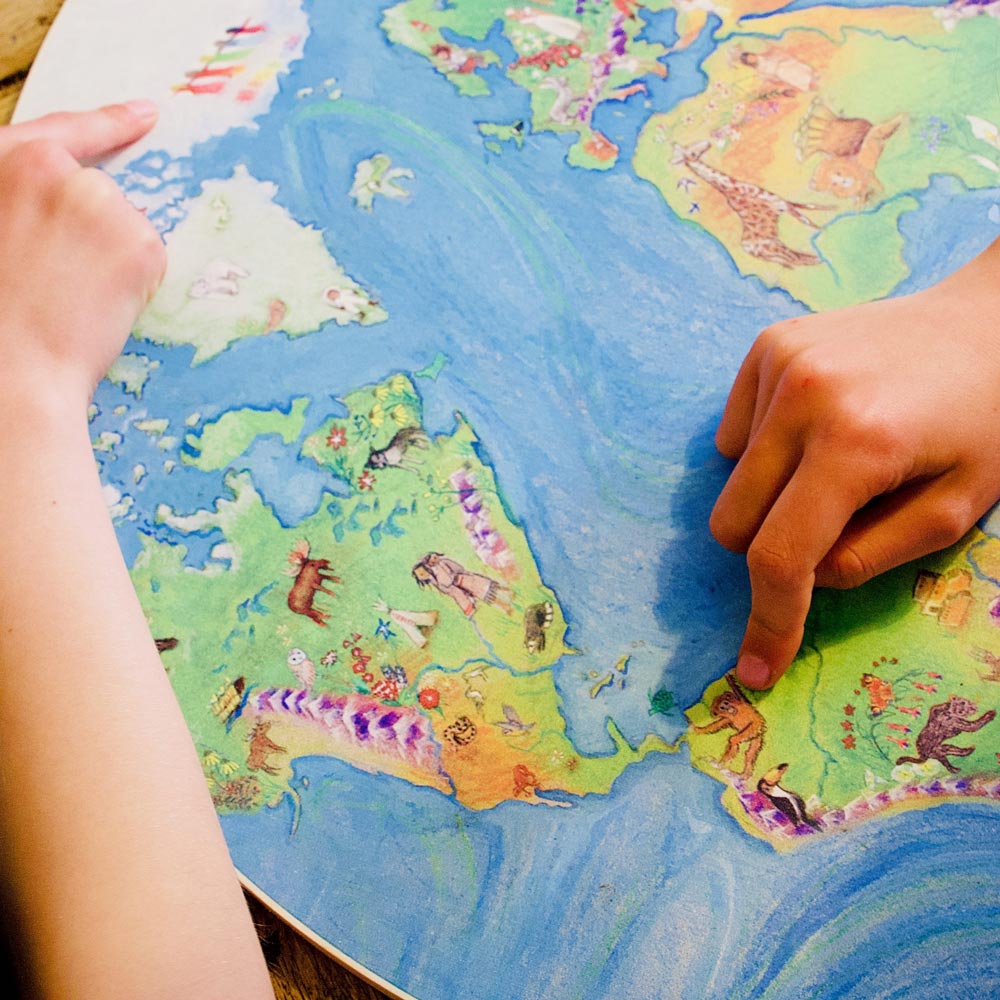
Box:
[842, 735, 856, 750]
[390, 404, 409, 426]
[203, 751, 222, 768]
[321, 650, 338, 666]
[358, 469, 376, 491]
[371, 678, 400, 701]
[374, 384, 391, 401]
[419, 688, 440, 709]
[369, 403, 384, 427]
[382, 664, 407, 686]
[219, 760, 240, 776]
[389, 374, 410, 393]
[326, 425, 347, 450]
[844, 704, 855, 716]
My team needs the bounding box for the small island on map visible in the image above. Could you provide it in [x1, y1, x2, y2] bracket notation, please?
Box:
[134, 373, 673, 816]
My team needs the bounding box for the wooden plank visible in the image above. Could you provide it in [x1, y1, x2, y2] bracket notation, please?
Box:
[1, 3, 394, 997]
[0, 84, 21, 125]
[245, 893, 393, 1000]
[0, 0, 65, 85]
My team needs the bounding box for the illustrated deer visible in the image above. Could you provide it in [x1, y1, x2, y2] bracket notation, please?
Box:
[285, 539, 340, 626]
[247, 719, 285, 775]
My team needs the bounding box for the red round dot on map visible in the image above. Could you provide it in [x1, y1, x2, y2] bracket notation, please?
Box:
[352, 663, 365, 674]
[362, 673, 374, 684]
[419, 688, 440, 709]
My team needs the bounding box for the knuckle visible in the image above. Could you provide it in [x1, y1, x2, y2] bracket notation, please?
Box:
[756, 317, 803, 352]
[746, 536, 802, 590]
[771, 350, 837, 414]
[822, 543, 877, 590]
[6, 137, 71, 181]
[829, 407, 903, 457]
[926, 498, 975, 548]
[58, 166, 121, 221]
[816, 409, 909, 494]
[709, 504, 748, 553]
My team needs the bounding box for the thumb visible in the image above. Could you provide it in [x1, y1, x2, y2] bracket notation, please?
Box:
[0, 101, 158, 163]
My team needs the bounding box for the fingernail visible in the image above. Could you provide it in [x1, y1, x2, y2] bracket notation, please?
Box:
[121, 99, 158, 121]
[736, 654, 771, 689]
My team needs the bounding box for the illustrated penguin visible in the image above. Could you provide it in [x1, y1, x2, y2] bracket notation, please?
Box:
[757, 763, 821, 830]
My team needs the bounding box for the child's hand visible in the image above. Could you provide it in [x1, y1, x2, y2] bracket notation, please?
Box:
[0, 103, 166, 408]
[711, 239, 1000, 690]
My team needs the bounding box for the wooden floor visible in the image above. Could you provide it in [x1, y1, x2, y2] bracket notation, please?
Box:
[1, 1, 393, 997]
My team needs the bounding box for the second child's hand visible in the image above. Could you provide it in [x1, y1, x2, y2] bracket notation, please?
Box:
[711, 237, 1000, 690]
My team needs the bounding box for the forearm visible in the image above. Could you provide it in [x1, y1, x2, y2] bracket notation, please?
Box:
[0, 386, 274, 998]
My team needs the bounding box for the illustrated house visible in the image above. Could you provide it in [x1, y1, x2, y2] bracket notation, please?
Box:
[912, 568, 973, 629]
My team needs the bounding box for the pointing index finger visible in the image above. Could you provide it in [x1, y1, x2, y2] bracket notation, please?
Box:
[735, 445, 887, 689]
[0, 102, 158, 163]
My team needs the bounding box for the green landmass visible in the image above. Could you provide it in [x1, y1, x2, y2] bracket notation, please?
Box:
[478, 121, 526, 153]
[383, 0, 671, 167]
[414, 351, 449, 380]
[183, 397, 311, 471]
[634, 9, 1000, 309]
[349, 154, 414, 212]
[136, 373, 674, 814]
[105, 353, 160, 399]
[687, 530, 1000, 849]
[136, 166, 386, 364]
[383, 0, 1000, 309]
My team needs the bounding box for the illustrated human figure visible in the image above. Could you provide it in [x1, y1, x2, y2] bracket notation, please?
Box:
[411, 552, 513, 616]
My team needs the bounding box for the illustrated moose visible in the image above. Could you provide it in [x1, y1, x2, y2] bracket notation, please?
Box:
[285, 539, 341, 626]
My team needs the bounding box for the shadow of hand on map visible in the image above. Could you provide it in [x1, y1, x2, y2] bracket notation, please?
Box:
[652, 414, 748, 713]
[653, 413, 916, 714]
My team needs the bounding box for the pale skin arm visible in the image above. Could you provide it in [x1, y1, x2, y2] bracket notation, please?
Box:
[0, 105, 275, 999]
[711, 238, 1000, 690]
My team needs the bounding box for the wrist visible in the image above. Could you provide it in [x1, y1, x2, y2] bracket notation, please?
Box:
[0, 341, 95, 411]
[0, 364, 95, 463]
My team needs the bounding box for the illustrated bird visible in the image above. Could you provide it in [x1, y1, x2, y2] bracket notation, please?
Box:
[287, 647, 315, 691]
[757, 763, 820, 830]
[497, 704, 535, 735]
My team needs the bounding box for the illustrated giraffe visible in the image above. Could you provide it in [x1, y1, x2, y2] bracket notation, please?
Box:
[672, 140, 831, 268]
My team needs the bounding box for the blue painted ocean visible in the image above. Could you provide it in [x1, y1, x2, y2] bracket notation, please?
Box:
[89, 2, 1000, 997]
